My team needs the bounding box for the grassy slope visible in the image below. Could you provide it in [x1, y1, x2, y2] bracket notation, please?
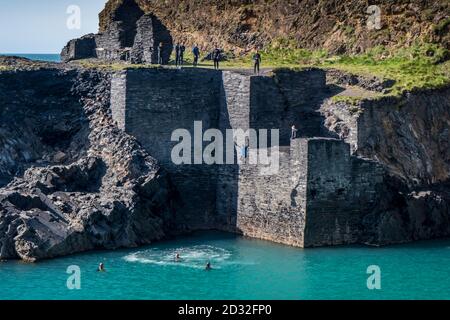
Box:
[160, 43, 450, 97]
[220, 44, 450, 96]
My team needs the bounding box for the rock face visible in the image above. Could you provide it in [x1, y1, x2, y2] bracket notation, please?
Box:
[0, 66, 176, 262]
[100, 0, 449, 54]
[61, 0, 173, 64]
[108, 66, 450, 248]
[321, 85, 450, 245]
[1, 57, 449, 261]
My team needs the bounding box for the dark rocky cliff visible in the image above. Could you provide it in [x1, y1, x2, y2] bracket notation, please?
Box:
[100, 0, 449, 54]
[0, 61, 177, 261]
[321, 85, 450, 245]
[0, 57, 449, 261]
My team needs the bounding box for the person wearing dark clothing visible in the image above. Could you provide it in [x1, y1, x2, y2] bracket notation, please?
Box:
[157, 42, 163, 65]
[192, 45, 200, 67]
[98, 263, 106, 272]
[253, 50, 262, 75]
[213, 48, 221, 70]
[180, 45, 186, 65]
[175, 44, 181, 67]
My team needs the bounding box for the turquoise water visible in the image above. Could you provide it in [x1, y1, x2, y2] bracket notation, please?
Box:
[0, 53, 60, 62]
[1, 232, 449, 300]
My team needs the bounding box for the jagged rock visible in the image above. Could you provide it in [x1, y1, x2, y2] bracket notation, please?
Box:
[326, 69, 396, 93]
[60, 34, 97, 63]
[0, 67, 177, 262]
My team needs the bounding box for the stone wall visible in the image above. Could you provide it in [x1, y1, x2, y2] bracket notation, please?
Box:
[112, 68, 223, 229]
[109, 67, 419, 248]
[303, 138, 385, 247]
[250, 69, 333, 145]
[233, 138, 385, 248]
[236, 145, 307, 247]
[110, 71, 127, 130]
[60, 35, 97, 62]
[61, 0, 173, 64]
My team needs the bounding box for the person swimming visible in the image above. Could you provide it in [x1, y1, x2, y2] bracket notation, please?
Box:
[98, 263, 106, 272]
[175, 253, 182, 262]
[205, 261, 212, 271]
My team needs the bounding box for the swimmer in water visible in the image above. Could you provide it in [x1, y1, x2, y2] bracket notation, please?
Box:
[98, 263, 106, 272]
[205, 261, 212, 271]
[175, 253, 182, 262]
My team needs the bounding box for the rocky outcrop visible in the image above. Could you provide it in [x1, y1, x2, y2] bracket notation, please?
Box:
[326, 69, 396, 93]
[61, 0, 173, 64]
[60, 34, 98, 62]
[322, 87, 450, 186]
[100, 0, 449, 54]
[0, 65, 176, 262]
[321, 84, 450, 245]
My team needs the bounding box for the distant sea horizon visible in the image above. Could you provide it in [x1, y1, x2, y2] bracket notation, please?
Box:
[0, 53, 61, 63]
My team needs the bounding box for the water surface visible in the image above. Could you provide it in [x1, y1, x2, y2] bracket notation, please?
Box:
[0, 53, 60, 62]
[1, 232, 449, 300]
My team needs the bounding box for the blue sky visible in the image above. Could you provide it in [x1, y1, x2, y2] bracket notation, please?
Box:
[0, 0, 108, 53]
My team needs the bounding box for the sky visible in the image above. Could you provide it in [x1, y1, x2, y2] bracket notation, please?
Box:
[0, 0, 108, 53]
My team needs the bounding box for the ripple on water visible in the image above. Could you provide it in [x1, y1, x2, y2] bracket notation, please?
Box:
[123, 245, 233, 269]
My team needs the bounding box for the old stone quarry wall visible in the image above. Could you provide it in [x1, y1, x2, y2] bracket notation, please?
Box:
[1, 64, 448, 261]
[110, 67, 393, 247]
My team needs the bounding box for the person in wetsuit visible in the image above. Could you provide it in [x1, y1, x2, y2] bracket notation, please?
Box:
[98, 263, 106, 272]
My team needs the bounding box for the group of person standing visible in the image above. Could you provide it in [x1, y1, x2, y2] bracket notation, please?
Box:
[157, 41, 262, 74]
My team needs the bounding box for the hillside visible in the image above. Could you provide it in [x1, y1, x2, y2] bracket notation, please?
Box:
[99, 0, 449, 55]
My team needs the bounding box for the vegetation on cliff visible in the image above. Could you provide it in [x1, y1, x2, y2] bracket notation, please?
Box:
[100, 0, 449, 55]
[93, 0, 450, 96]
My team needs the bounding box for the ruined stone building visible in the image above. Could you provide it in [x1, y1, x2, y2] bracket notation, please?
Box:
[61, 0, 173, 64]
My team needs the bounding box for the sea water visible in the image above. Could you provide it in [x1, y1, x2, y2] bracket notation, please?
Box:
[0, 53, 61, 63]
[0, 232, 449, 300]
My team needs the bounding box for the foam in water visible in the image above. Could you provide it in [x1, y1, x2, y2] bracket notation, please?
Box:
[123, 245, 232, 269]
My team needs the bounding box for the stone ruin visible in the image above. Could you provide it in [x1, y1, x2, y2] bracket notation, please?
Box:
[61, 0, 173, 64]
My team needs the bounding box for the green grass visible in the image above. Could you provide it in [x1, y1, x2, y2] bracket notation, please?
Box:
[75, 59, 160, 71]
[319, 44, 450, 96]
[218, 43, 450, 96]
[77, 43, 449, 97]
[330, 95, 363, 106]
[0, 65, 12, 71]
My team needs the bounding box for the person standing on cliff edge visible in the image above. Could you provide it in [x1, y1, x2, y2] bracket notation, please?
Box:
[180, 44, 186, 65]
[157, 42, 163, 65]
[291, 125, 298, 140]
[175, 43, 181, 68]
[213, 47, 221, 70]
[192, 44, 200, 67]
[253, 50, 262, 75]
